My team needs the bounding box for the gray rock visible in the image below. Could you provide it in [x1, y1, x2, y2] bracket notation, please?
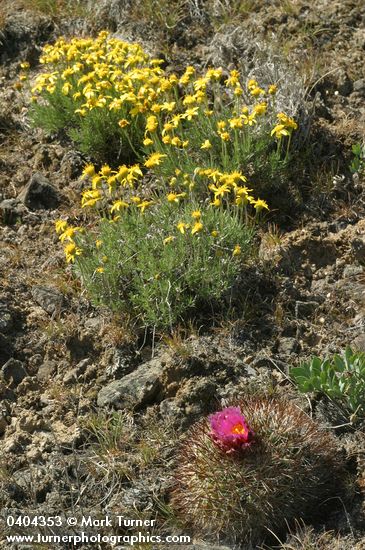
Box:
[18, 172, 60, 210]
[63, 358, 89, 385]
[343, 264, 363, 278]
[97, 355, 166, 409]
[278, 337, 299, 355]
[336, 69, 353, 96]
[59, 150, 84, 180]
[37, 360, 57, 382]
[353, 79, 365, 94]
[1, 358, 28, 386]
[351, 334, 365, 353]
[31, 285, 65, 316]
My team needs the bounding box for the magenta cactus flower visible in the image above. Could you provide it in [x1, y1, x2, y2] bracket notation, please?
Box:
[209, 406, 254, 452]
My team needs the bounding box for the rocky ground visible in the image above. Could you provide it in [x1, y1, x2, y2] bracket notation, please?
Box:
[0, 1, 365, 549]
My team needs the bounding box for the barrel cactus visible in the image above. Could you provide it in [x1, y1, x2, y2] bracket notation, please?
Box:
[171, 397, 344, 546]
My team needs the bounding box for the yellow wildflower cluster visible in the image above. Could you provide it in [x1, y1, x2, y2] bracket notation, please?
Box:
[30, 30, 174, 146]
[55, 220, 83, 262]
[30, 32, 298, 164]
[33, 33, 300, 266]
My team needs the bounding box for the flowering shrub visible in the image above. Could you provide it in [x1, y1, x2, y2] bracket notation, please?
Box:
[27, 32, 300, 327]
[171, 397, 344, 546]
[29, 31, 168, 163]
[29, 31, 298, 172]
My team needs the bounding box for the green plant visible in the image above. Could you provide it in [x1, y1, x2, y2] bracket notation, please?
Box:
[171, 397, 344, 547]
[73, 200, 254, 329]
[290, 347, 365, 421]
[350, 142, 365, 174]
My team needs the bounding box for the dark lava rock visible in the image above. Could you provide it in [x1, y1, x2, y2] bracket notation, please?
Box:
[0, 12, 54, 63]
[1, 358, 28, 386]
[295, 300, 319, 318]
[0, 333, 11, 368]
[18, 173, 61, 210]
[31, 285, 65, 316]
[0, 304, 13, 333]
[0, 198, 27, 224]
[351, 237, 365, 263]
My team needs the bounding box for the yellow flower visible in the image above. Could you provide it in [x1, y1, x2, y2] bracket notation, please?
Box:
[252, 102, 267, 116]
[209, 183, 230, 198]
[167, 192, 186, 203]
[247, 78, 258, 90]
[55, 220, 68, 234]
[116, 165, 129, 183]
[163, 236, 175, 245]
[200, 140, 212, 149]
[232, 244, 241, 256]
[177, 222, 189, 234]
[242, 114, 257, 126]
[271, 124, 290, 139]
[253, 198, 269, 212]
[277, 112, 298, 129]
[96, 267, 104, 273]
[183, 107, 199, 120]
[143, 137, 153, 146]
[162, 135, 172, 144]
[62, 82, 72, 95]
[161, 101, 176, 112]
[268, 84, 277, 95]
[96, 240, 103, 248]
[146, 115, 158, 133]
[59, 226, 82, 243]
[81, 189, 102, 208]
[118, 119, 130, 128]
[64, 242, 81, 263]
[171, 136, 183, 147]
[81, 163, 95, 179]
[250, 86, 265, 97]
[191, 221, 203, 235]
[191, 210, 201, 219]
[210, 198, 221, 207]
[229, 117, 243, 129]
[130, 196, 141, 204]
[233, 86, 243, 96]
[100, 164, 112, 178]
[110, 200, 129, 213]
[144, 152, 167, 168]
[219, 132, 230, 142]
[211, 230, 219, 237]
[225, 69, 240, 87]
[20, 61, 30, 70]
[136, 200, 154, 213]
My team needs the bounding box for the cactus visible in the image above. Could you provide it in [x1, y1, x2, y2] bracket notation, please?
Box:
[171, 397, 344, 547]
